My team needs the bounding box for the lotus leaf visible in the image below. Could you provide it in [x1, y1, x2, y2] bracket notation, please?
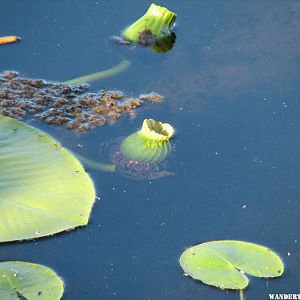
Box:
[122, 4, 176, 43]
[179, 240, 284, 290]
[0, 115, 95, 242]
[120, 118, 174, 163]
[0, 261, 64, 299]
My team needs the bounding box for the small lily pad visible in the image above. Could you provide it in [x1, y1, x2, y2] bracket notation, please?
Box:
[0, 115, 95, 242]
[0, 261, 64, 299]
[179, 240, 284, 290]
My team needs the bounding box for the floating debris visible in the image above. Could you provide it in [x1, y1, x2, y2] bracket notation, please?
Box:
[139, 92, 164, 102]
[0, 71, 162, 132]
[111, 36, 131, 46]
[0, 36, 20, 45]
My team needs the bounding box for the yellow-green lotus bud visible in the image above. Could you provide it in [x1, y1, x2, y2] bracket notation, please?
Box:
[122, 4, 176, 45]
[120, 119, 174, 163]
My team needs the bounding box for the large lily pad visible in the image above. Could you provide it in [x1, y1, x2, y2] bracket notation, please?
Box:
[0, 261, 64, 299]
[179, 240, 284, 290]
[0, 115, 95, 242]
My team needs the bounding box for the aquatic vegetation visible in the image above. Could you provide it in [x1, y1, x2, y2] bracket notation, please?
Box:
[0, 261, 64, 299]
[139, 92, 164, 102]
[115, 4, 176, 53]
[65, 59, 131, 85]
[151, 32, 176, 53]
[179, 240, 284, 291]
[120, 119, 174, 163]
[122, 4, 176, 44]
[0, 115, 95, 242]
[0, 71, 163, 132]
[77, 119, 175, 180]
[139, 118, 174, 142]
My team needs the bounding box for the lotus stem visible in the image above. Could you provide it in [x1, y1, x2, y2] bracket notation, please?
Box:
[239, 289, 245, 300]
[65, 59, 131, 85]
[74, 153, 116, 173]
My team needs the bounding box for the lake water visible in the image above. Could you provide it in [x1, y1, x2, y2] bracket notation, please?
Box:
[1, 1, 300, 299]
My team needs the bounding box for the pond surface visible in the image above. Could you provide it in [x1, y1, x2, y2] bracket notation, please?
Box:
[1, 1, 300, 299]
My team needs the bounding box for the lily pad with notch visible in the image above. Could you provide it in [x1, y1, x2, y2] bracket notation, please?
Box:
[179, 240, 284, 290]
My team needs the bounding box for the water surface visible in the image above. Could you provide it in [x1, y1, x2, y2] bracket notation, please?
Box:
[1, 1, 300, 299]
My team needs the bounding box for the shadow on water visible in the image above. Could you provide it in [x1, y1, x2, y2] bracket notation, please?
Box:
[1, 0, 300, 299]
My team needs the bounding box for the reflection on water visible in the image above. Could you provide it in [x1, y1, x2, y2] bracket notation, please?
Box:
[0, 1, 300, 299]
[148, 1, 300, 111]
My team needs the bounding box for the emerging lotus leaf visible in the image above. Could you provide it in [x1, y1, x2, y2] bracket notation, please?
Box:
[120, 118, 174, 163]
[140, 119, 174, 142]
[122, 4, 176, 45]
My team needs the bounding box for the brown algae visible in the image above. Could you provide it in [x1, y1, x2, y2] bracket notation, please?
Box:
[0, 71, 163, 132]
[139, 92, 164, 102]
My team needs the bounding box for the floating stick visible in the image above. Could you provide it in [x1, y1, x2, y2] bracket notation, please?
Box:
[0, 36, 20, 45]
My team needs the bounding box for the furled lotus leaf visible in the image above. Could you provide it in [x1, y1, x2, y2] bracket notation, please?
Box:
[0, 115, 95, 242]
[0, 261, 64, 299]
[120, 119, 174, 163]
[179, 240, 284, 290]
[140, 118, 174, 141]
[122, 4, 176, 44]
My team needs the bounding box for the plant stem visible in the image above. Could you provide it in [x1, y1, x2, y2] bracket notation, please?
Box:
[74, 152, 116, 173]
[239, 289, 245, 300]
[65, 59, 131, 84]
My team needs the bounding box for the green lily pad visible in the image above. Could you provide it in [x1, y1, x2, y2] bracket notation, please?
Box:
[0, 115, 95, 242]
[179, 240, 284, 290]
[0, 261, 64, 299]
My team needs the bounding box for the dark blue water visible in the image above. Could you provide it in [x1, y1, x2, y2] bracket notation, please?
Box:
[1, 1, 300, 299]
